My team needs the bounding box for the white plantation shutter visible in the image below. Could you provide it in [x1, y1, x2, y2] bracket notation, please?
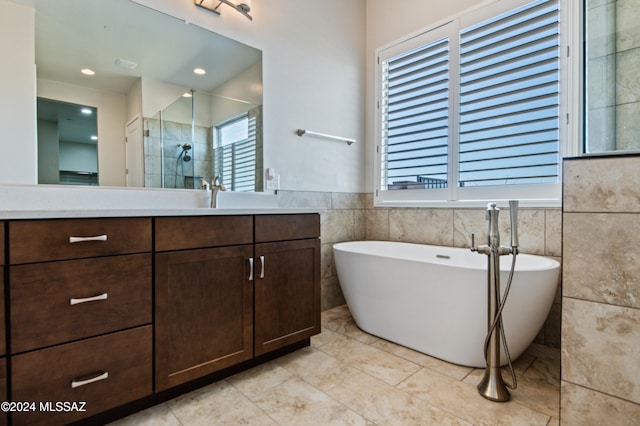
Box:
[376, 0, 562, 204]
[214, 114, 257, 192]
[382, 37, 450, 190]
[458, 0, 560, 187]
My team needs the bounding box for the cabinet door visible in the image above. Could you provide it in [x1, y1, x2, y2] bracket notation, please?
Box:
[155, 245, 254, 391]
[254, 239, 320, 356]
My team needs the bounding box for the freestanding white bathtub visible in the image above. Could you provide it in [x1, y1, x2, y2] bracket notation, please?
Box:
[333, 241, 560, 368]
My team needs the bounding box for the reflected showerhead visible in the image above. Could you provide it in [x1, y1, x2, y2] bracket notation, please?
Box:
[177, 143, 192, 162]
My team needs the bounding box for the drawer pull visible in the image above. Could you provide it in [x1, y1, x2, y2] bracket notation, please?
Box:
[69, 234, 108, 244]
[70, 293, 108, 305]
[248, 258, 254, 281]
[71, 371, 109, 389]
[259, 255, 265, 278]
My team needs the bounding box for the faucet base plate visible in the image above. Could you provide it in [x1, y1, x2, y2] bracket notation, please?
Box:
[478, 366, 511, 402]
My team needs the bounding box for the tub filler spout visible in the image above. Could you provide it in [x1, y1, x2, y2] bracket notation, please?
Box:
[471, 200, 520, 402]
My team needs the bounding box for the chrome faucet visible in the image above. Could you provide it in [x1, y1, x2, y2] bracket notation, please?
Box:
[471, 200, 519, 402]
[211, 175, 226, 208]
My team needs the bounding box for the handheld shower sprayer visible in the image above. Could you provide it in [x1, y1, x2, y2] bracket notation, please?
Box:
[509, 200, 519, 250]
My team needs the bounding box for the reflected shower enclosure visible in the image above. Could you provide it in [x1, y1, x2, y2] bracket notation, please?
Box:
[144, 90, 263, 191]
[145, 93, 200, 189]
[584, 0, 640, 153]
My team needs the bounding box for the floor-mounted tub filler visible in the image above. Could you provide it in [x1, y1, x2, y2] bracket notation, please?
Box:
[470, 200, 521, 402]
[333, 229, 560, 379]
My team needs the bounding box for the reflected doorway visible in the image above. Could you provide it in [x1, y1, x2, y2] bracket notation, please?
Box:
[37, 98, 98, 185]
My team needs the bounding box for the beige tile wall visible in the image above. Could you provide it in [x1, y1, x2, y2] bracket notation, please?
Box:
[277, 190, 562, 348]
[561, 155, 640, 423]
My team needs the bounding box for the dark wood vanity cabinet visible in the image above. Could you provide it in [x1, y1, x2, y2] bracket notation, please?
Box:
[254, 215, 321, 356]
[0, 223, 6, 426]
[1, 213, 320, 423]
[7, 218, 153, 425]
[0, 223, 6, 358]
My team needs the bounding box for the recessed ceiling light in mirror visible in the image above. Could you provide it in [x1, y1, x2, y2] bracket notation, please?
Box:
[81, 108, 92, 114]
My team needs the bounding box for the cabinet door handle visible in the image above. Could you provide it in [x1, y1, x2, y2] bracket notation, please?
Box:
[248, 258, 254, 281]
[70, 293, 108, 305]
[69, 234, 108, 244]
[259, 255, 265, 278]
[71, 371, 109, 389]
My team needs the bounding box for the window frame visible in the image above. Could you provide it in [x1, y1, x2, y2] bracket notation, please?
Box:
[373, 0, 575, 208]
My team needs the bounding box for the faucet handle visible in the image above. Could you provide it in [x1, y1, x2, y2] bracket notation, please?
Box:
[470, 233, 477, 252]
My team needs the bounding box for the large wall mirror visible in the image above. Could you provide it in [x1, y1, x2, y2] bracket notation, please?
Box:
[24, 0, 263, 190]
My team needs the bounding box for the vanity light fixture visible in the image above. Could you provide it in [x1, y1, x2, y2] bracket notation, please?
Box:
[194, 0, 253, 21]
[81, 68, 95, 76]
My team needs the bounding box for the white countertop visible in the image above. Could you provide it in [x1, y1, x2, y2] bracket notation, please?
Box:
[0, 185, 323, 219]
[0, 208, 322, 220]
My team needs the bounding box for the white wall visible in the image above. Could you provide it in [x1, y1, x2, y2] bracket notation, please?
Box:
[213, 61, 262, 109]
[141, 78, 191, 120]
[132, 0, 367, 193]
[37, 79, 127, 187]
[126, 79, 143, 125]
[210, 61, 262, 126]
[0, 0, 37, 184]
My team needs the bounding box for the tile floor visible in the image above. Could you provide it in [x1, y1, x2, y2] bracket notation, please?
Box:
[112, 305, 560, 425]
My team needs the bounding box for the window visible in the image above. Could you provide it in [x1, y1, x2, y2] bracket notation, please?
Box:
[214, 113, 257, 192]
[376, 0, 564, 206]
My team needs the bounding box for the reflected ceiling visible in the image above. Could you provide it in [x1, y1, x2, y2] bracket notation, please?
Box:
[13, 0, 261, 94]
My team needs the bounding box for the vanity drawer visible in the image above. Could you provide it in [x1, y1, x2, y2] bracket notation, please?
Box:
[11, 325, 152, 426]
[155, 215, 253, 251]
[255, 214, 320, 243]
[0, 223, 4, 264]
[9, 217, 151, 264]
[0, 358, 6, 426]
[10, 254, 151, 353]
[0, 267, 4, 356]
